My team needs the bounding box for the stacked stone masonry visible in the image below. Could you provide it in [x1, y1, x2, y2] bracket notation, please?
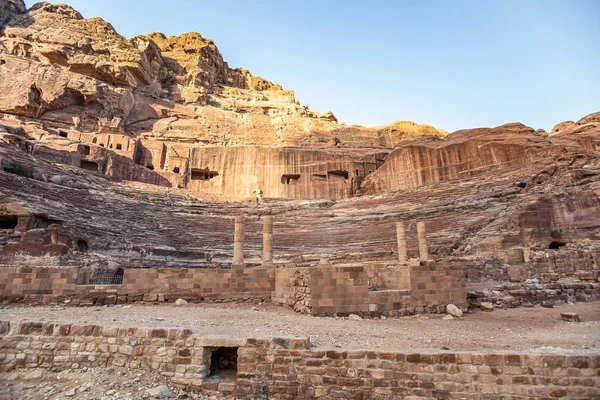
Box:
[0, 266, 274, 303]
[0, 321, 598, 399]
[272, 262, 467, 317]
[0, 260, 467, 317]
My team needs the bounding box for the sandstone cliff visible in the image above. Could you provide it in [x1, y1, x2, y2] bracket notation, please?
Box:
[0, 1, 451, 200]
[0, 1, 599, 281]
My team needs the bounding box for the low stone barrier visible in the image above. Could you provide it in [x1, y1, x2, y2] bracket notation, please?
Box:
[1, 320, 598, 399]
[0, 266, 275, 305]
[468, 282, 600, 309]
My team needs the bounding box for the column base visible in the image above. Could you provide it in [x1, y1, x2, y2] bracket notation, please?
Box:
[231, 262, 245, 271]
[408, 258, 421, 267]
[260, 261, 275, 268]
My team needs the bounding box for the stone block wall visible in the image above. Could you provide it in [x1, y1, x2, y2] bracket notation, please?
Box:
[366, 264, 411, 291]
[0, 266, 275, 303]
[0, 320, 207, 381]
[237, 345, 600, 400]
[452, 250, 600, 284]
[409, 263, 467, 308]
[272, 267, 311, 313]
[272, 262, 466, 317]
[529, 250, 600, 283]
[0, 266, 78, 297]
[1, 320, 599, 399]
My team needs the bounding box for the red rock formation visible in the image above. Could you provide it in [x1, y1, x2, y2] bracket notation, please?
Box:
[0, 1, 598, 289]
[0, 2, 449, 200]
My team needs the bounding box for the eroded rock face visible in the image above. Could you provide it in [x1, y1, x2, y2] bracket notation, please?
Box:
[0, 2, 447, 200]
[0, 2, 455, 201]
[0, 0, 25, 27]
[360, 123, 554, 194]
[0, 2, 599, 282]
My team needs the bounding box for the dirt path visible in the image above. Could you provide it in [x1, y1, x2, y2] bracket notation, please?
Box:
[2, 301, 599, 353]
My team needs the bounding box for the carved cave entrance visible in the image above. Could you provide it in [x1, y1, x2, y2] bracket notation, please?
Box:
[191, 168, 219, 181]
[77, 239, 89, 252]
[80, 160, 99, 171]
[0, 215, 18, 230]
[548, 241, 567, 250]
[328, 170, 349, 180]
[281, 174, 300, 184]
[311, 170, 349, 182]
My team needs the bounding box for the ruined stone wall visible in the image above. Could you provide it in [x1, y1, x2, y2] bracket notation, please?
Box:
[271, 267, 311, 314]
[272, 262, 466, 317]
[1, 320, 598, 399]
[529, 250, 600, 282]
[467, 282, 600, 310]
[451, 250, 600, 284]
[0, 266, 274, 302]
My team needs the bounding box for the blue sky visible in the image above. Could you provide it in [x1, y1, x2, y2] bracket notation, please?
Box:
[32, 1, 599, 132]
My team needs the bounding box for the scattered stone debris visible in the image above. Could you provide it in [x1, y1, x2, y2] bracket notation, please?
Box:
[480, 302, 494, 312]
[348, 314, 363, 320]
[146, 384, 173, 399]
[0, 366, 202, 400]
[175, 298, 188, 305]
[442, 314, 454, 320]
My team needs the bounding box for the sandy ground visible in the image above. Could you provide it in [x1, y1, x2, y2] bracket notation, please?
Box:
[1, 301, 599, 354]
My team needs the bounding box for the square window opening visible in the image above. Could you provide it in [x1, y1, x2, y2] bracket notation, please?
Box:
[208, 347, 238, 380]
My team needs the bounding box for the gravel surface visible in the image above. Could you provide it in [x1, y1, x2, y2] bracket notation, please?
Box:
[2, 301, 599, 354]
[0, 366, 215, 400]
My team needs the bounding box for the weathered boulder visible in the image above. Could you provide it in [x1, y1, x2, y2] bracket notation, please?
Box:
[560, 312, 580, 322]
[145, 385, 172, 399]
[446, 304, 463, 317]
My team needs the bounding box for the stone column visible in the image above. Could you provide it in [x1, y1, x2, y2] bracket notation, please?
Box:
[417, 221, 428, 261]
[396, 222, 407, 263]
[232, 215, 245, 269]
[262, 215, 274, 266]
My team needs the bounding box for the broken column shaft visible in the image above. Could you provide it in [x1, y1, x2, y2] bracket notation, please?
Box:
[396, 222, 407, 263]
[417, 221, 428, 261]
[262, 215, 274, 266]
[232, 215, 245, 269]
